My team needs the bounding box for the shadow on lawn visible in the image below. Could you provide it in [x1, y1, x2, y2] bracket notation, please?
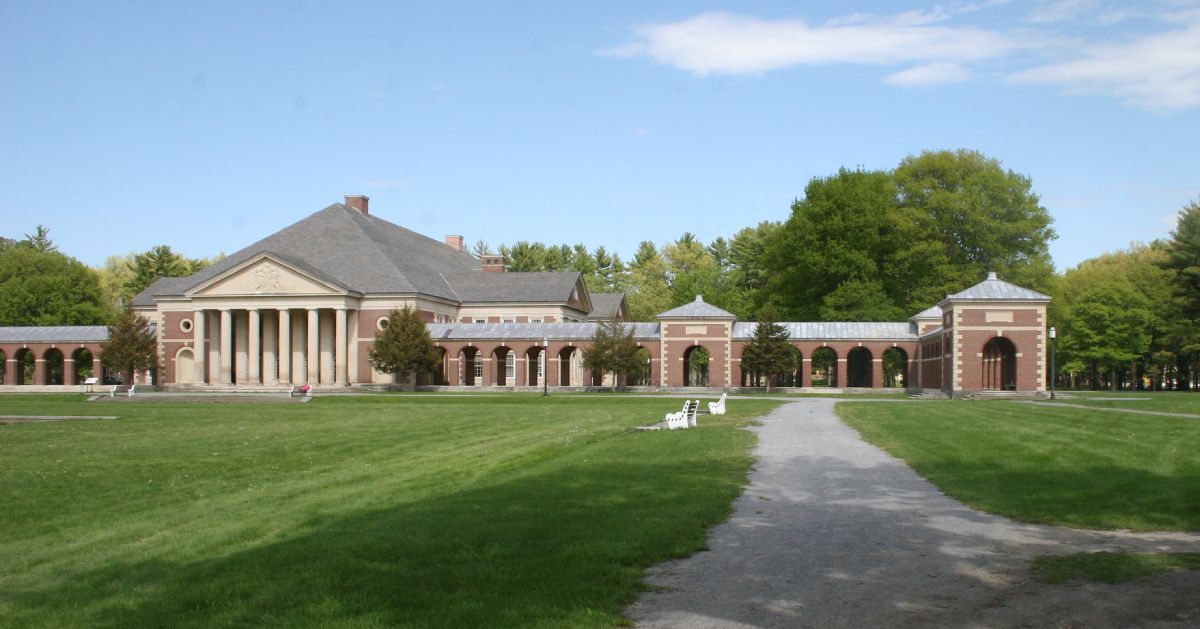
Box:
[5, 452, 744, 628]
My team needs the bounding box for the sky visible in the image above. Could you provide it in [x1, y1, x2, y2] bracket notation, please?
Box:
[2, 0, 1198, 273]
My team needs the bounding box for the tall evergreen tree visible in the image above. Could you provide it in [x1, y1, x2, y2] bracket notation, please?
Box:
[739, 305, 795, 391]
[368, 306, 441, 382]
[101, 302, 159, 385]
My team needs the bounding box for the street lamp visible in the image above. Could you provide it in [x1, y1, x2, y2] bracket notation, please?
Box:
[542, 337, 549, 397]
[1049, 326, 1056, 400]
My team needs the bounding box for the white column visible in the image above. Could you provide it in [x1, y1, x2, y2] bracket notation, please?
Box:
[335, 308, 348, 385]
[347, 310, 359, 384]
[320, 311, 335, 384]
[262, 311, 277, 384]
[234, 311, 249, 384]
[291, 310, 305, 384]
[307, 308, 319, 384]
[278, 309, 291, 385]
[219, 309, 232, 384]
[193, 309, 207, 384]
[248, 309, 261, 385]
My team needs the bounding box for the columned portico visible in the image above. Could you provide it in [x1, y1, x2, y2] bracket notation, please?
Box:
[193, 309, 207, 384]
[248, 309, 261, 385]
[278, 309, 291, 384]
[307, 308, 319, 384]
[335, 308, 347, 384]
[219, 309, 233, 384]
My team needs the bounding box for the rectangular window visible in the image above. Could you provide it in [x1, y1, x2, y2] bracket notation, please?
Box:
[474, 318, 486, 324]
[536, 351, 544, 384]
[530, 318, 542, 324]
[505, 353, 516, 380]
[502, 318, 515, 324]
[473, 360, 483, 380]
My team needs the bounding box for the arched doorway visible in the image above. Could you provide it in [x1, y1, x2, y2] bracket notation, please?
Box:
[525, 346, 545, 387]
[176, 348, 196, 384]
[558, 346, 582, 386]
[72, 348, 94, 385]
[43, 348, 65, 385]
[632, 347, 652, 386]
[811, 347, 837, 387]
[847, 347, 873, 388]
[0, 349, 6, 384]
[683, 346, 709, 387]
[778, 347, 803, 387]
[493, 346, 514, 386]
[882, 348, 908, 388]
[461, 347, 480, 386]
[982, 337, 1017, 390]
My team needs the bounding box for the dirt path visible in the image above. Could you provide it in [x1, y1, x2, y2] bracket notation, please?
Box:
[627, 399, 1200, 628]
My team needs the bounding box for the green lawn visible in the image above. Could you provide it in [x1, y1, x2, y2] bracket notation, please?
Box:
[1032, 552, 1200, 584]
[837, 401, 1200, 531]
[1041, 391, 1200, 415]
[0, 394, 781, 629]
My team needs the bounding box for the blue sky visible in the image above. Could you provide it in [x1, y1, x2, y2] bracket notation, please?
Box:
[2, 0, 1198, 272]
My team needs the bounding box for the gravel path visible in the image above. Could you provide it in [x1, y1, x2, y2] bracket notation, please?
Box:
[628, 399, 1200, 628]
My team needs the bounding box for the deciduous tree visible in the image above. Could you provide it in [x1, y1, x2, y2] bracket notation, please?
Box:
[0, 246, 107, 325]
[582, 320, 643, 388]
[368, 306, 441, 382]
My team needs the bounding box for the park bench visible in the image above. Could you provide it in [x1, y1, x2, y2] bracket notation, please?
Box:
[665, 400, 699, 430]
[289, 385, 313, 398]
[707, 393, 727, 416]
[110, 384, 135, 398]
[82, 377, 99, 393]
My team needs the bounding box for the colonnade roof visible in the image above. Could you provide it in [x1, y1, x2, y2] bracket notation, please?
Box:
[945, 272, 1051, 301]
[0, 326, 111, 343]
[426, 322, 661, 342]
[731, 322, 918, 341]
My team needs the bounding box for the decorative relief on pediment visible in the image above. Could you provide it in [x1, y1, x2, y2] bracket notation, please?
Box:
[195, 259, 337, 296]
[254, 263, 281, 293]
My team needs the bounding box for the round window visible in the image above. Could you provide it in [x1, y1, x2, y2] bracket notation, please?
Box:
[180, 318, 194, 333]
[376, 317, 389, 331]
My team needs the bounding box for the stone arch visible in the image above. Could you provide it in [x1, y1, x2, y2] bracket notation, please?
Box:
[558, 346, 583, 386]
[13, 348, 34, 385]
[43, 348, 65, 385]
[847, 347, 873, 388]
[0, 348, 6, 384]
[683, 345, 710, 387]
[492, 346, 514, 386]
[72, 348, 94, 385]
[525, 345, 546, 387]
[175, 348, 196, 384]
[982, 337, 1017, 391]
[810, 347, 838, 387]
[882, 347, 909, 388]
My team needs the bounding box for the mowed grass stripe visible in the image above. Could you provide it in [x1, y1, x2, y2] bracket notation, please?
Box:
[1, 394, 779, 628]
[838, 400, 1200, 531]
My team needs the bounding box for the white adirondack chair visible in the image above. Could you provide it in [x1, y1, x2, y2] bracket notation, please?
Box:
[708, 393, 727, 415]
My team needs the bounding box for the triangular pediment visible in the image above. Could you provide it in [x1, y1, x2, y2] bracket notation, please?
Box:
[188, 254, 348, 297]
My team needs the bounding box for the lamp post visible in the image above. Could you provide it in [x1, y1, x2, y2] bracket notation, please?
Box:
[542, 337, 549, 397]
[1049, 326, 1056, 400]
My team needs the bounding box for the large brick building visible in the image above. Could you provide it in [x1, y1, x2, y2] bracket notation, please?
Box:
[0, 196, 1050, 394]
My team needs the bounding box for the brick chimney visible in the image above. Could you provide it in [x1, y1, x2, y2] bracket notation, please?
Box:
[345, 195, 369, 214]
[445, 235, 465, 251]
[481, 255, 506, 273]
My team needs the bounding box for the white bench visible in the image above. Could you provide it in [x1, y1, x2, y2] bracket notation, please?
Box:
[110, 384, 135, 398]
[289, 385, 313, 398]
[665, 400, 699, 430]
[708, 393, 727, 415]
[83, 377, 99, 392]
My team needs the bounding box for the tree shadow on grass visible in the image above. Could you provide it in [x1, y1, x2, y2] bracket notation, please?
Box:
[3, 452, 745, 629]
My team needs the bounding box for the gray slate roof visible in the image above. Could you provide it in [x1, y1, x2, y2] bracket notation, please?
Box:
[134, 203, 481, 303]
[658, 295, 736, 319]
[909, 305, 943, 320]
[946, 272, 1051, 302]
[427, 322, 660, 341]
[733, 322, 917, 341]
[587, 293, 626, 320]
[442, 271, 583, 304]
[0, 326, 110, 343]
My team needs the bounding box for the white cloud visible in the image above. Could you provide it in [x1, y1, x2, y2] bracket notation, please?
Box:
[885, 62, 973, 86]
[1025, 0, 1098, 23]
[597, 12, 1014, 76]
[1008, 16, 1200, 110]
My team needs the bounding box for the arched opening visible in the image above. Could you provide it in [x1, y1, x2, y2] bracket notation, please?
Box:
[558, 346, 582, 386]
[847, 347, 873, 388]
[632, 347, 652, 386]
[175, 348, 195, 384]
[72, 348, 94, 385]
[43, 348, 65, 385]
[882, 347, 909, 388]
[461, 347, 480, 386]
[0, 349, 6, 384]
[982, 337, 1017, 390]
[683, 346, 710, 387]
[493, 346, 513, 386]
[525, 346, 544, 387]
[778, 347, 803, 387]
[811, 347, 838, 387]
